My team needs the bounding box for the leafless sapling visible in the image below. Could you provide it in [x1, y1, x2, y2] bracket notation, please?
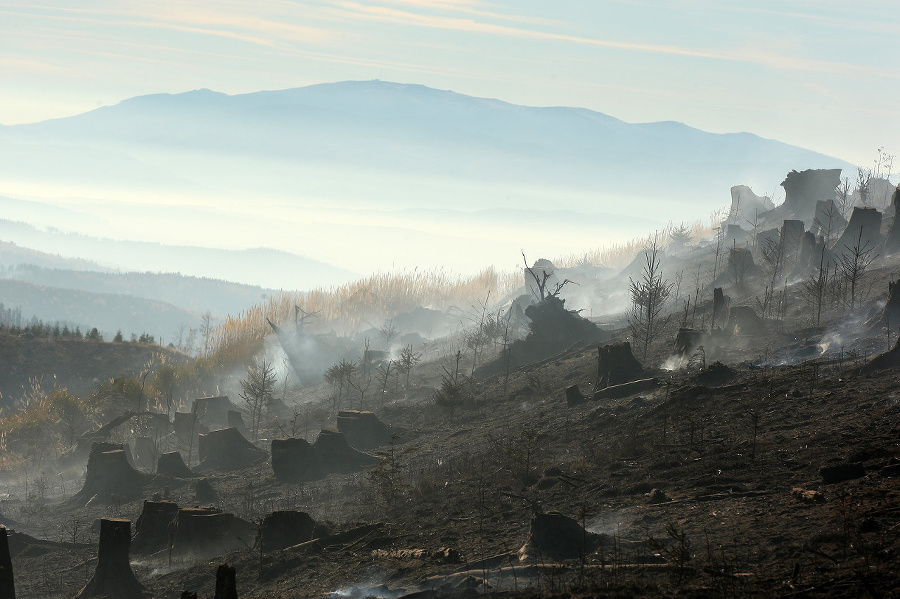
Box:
[239, 359, 277, 442]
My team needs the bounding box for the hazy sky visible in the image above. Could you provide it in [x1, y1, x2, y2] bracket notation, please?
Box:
[1, 0, 897, 168]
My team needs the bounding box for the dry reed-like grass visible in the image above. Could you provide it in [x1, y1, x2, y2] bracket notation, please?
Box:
[207, 267, 522, 364]
[554, 217, 720, 269]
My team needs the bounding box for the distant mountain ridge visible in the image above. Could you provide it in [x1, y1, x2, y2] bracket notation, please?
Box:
[0, 219, 359, 291]
[0, 80, 858, 280]
[1, 80, 854, 208]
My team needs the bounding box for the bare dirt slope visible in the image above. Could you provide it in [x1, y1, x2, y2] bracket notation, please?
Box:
[6, 334, 900, 598]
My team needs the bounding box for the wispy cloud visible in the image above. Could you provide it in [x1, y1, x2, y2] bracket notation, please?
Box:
[331, 1, 898, 79]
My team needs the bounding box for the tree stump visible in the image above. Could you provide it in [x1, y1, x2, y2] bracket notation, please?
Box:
[194, 478, 219, 504]
[271, 438, 321, 482]
[518, 512, 602, 562]
[672, 328, 707, 362]
[313, 430, 379, 474]
[157, 451, 195, 478]
[71, 443, 149, 505]
[214, 563, 237, 599]
[169, 509, 255, 560]
[74, 518, 144, 598]
[196, 428, 267, 471]
[0, 526, 14, 599]
[596, 342, 646, 388]
[336, 410, 391, 450]
[132, 500, 179, 555]
[258, 511, 316, 552]
[726, 306, 765, 336]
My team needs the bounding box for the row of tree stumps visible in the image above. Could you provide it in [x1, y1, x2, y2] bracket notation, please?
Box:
[0, 518, 238, 599]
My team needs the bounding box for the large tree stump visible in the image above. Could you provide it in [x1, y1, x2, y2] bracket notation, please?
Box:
[271, 438, 321, 482]
[518, 512, 603, 562]
[726, 306, 765, 336]
[258, 511, 316, 552]
[214, 563, 237, 599]
[313, 430, 379, 474]
[0, 526, 14, 599]
[336, 410, 391, 450]
[196, 428, 267, 471]
[156, 451, 195, 478]
[596, 342, 646, 388]
[168, 508, 255, 559]
[132, 500, 179, 555]
[71, 443, 149, 505]
[75, 518, 144, 598]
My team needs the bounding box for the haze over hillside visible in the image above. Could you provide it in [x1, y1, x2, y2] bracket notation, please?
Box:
[0, 80, 855, 281]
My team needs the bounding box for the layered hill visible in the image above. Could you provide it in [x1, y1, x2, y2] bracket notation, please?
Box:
[0, 81, 856, 277]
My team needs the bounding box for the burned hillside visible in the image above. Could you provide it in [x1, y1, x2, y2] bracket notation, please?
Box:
[1, 169, 900, 597]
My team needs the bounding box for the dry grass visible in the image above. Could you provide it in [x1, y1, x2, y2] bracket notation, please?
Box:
[554, 216, 721, 269]
[207, 267, 522, 365]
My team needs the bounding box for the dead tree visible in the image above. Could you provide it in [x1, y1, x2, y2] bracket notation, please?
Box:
[628, 235, 674, 361]
[74, 518, 144, 599]
[522, 252, 572, 300]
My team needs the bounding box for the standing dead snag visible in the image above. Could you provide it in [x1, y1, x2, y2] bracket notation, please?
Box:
[75, 518, 144, 599]
[522, 252, 573, 300]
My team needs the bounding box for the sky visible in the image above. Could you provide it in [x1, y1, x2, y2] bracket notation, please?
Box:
[1, 0, 898, 169]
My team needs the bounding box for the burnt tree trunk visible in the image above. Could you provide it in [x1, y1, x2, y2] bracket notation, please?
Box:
[132, 500, 179, 555]
[214, 563, 238, 599]
[596, 342, 646, 388]
[0, 526, 14, 599]
[75, 518, 144, 599]
[156, 451, 195, 478]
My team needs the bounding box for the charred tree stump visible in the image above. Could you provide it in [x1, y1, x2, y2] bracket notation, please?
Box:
[0, 526, 14, 599]
[71, 443, 149, 505]
[196, 428, 267, 471]
[518, 512, 602, 562]
[672, 328, 707, 361]
[75, 518, 144, 599]
[596, 342, 646, 388]
[258, 511, 316, 552]
[336, 410, 391, 450]
[169, 508, 255, 559]
[271, 438, 321, 482]
[214, 563, 237, 599]
[313, 430, 379, 474]
[132, 500, 179, 555]
[157, 451, 195, 478]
